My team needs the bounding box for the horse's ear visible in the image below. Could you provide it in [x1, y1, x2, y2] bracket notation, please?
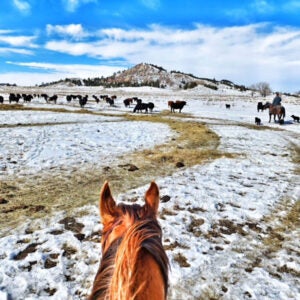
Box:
[145, 181, 160, 215]
[100, 181, 117, 225]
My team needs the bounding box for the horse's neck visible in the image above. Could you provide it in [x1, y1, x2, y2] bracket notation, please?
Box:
[135, 250, 166, 300]
[111, 247, 166, 300]
[109, 221, 168, 300]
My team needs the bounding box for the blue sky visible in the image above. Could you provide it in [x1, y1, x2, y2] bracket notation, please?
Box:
[0, 0, 300, 92]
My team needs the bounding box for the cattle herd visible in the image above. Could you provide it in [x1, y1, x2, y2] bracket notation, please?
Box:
[2, 92, 298, 122]
[0, 92, 188, 113]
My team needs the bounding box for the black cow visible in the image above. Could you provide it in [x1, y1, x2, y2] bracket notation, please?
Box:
[79, 95, 88, 108]
[9, 93, 21, 103]
[93, 95, 100, 103]
[123, 98, 133, 107]
[170, 101, 186, 113]
[23, 94, 33, 103]
[41, 93, 48, 101]
[48, 95, 58, 103]
[257, 102, 265, 112]
[106, 97, 114, 106]
[66, 95, 73, 102]
[133, 102, 148, 113]
[147, 102, 155, 112]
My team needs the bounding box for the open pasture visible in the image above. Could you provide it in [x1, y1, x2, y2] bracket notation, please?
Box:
[0, 86, 299, 299]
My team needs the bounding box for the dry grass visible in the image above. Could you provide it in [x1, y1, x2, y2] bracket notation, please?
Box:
[0, 103, 98, 114]
[261, 141, 300, 253]
[290, 143, 300, 175]
[0, 104, 24, 110]
[262, 199, 300, 252]
[125, 113, 234, 167]
[173, 252, 191, 268]
[0, 110, 234, 235]
[168, 278, 221, 300]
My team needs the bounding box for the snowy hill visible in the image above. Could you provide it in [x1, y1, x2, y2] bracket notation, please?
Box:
[38, 63, 250, 93]
[103, 63, 249, 91]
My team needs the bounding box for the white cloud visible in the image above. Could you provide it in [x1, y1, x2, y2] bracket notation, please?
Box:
[224, 1, 276, 22]
[140, 0, 161, 9]
[13, 0, 31, 14]
[0, 34, 37, 48]
[46, 24, 87, 40]
[62, 0, 97, 12]
[283, 0, 300, 12]
[251, 0, 275, 14]
[4, 61, 124, 85]
[63, 0, 79, 12]
[45, 40, 96, 56]
[0, 30, 15, 34]
[0, 72, 59, 86]
[100, 24, 206, 44]
[0, 48, 33, 55]
[227, 1, 300, 19]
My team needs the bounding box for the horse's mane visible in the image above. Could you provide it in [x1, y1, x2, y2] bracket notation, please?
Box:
[89, 238, 120, 300]
[89, 204, 169, 300]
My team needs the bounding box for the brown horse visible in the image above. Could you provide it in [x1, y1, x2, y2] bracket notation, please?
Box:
[89, 181, 169, 300]
[265, 102, 285, 123]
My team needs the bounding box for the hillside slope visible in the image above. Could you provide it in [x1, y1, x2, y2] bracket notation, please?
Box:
[39, 63, 249, 93]
[106, 63, 247, 91]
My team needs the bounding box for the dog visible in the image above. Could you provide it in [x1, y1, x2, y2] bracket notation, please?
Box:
[291, 115, 300, 123]
[255, 117, 261, 125]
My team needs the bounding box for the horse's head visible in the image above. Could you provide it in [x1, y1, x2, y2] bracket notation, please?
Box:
[90, 181, 168, 300]
[99, 181, 160, 253]
[262, 102, 270, 110]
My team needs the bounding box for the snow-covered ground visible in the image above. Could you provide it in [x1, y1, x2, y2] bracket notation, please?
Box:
[0, 113, 172, 177]
[0, 86, 299, 299]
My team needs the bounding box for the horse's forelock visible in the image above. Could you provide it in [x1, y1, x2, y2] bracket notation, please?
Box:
[118, 202, 147, 220]
[101, 203, 146, 252]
